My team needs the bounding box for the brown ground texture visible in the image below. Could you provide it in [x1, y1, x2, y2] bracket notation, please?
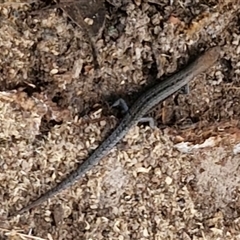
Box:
[0, 0, 240, 239]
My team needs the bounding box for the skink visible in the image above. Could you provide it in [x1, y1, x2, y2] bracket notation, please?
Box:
[17, 46, 220, 214]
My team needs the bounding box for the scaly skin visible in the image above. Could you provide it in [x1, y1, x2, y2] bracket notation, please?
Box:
[16, 46, 220, 215]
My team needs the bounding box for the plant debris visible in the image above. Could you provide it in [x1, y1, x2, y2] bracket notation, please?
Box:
[1, 0, 240, 239]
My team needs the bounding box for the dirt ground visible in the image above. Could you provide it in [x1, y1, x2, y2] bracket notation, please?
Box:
[0, 0, 240, 239]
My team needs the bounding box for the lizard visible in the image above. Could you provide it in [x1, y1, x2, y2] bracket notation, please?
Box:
[16, 46, 220, 215]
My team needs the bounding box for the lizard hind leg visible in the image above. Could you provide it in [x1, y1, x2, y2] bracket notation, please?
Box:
[137, 117, 156, 128]
[112, 98, 156, 127]
[112, 98, 129, 114]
